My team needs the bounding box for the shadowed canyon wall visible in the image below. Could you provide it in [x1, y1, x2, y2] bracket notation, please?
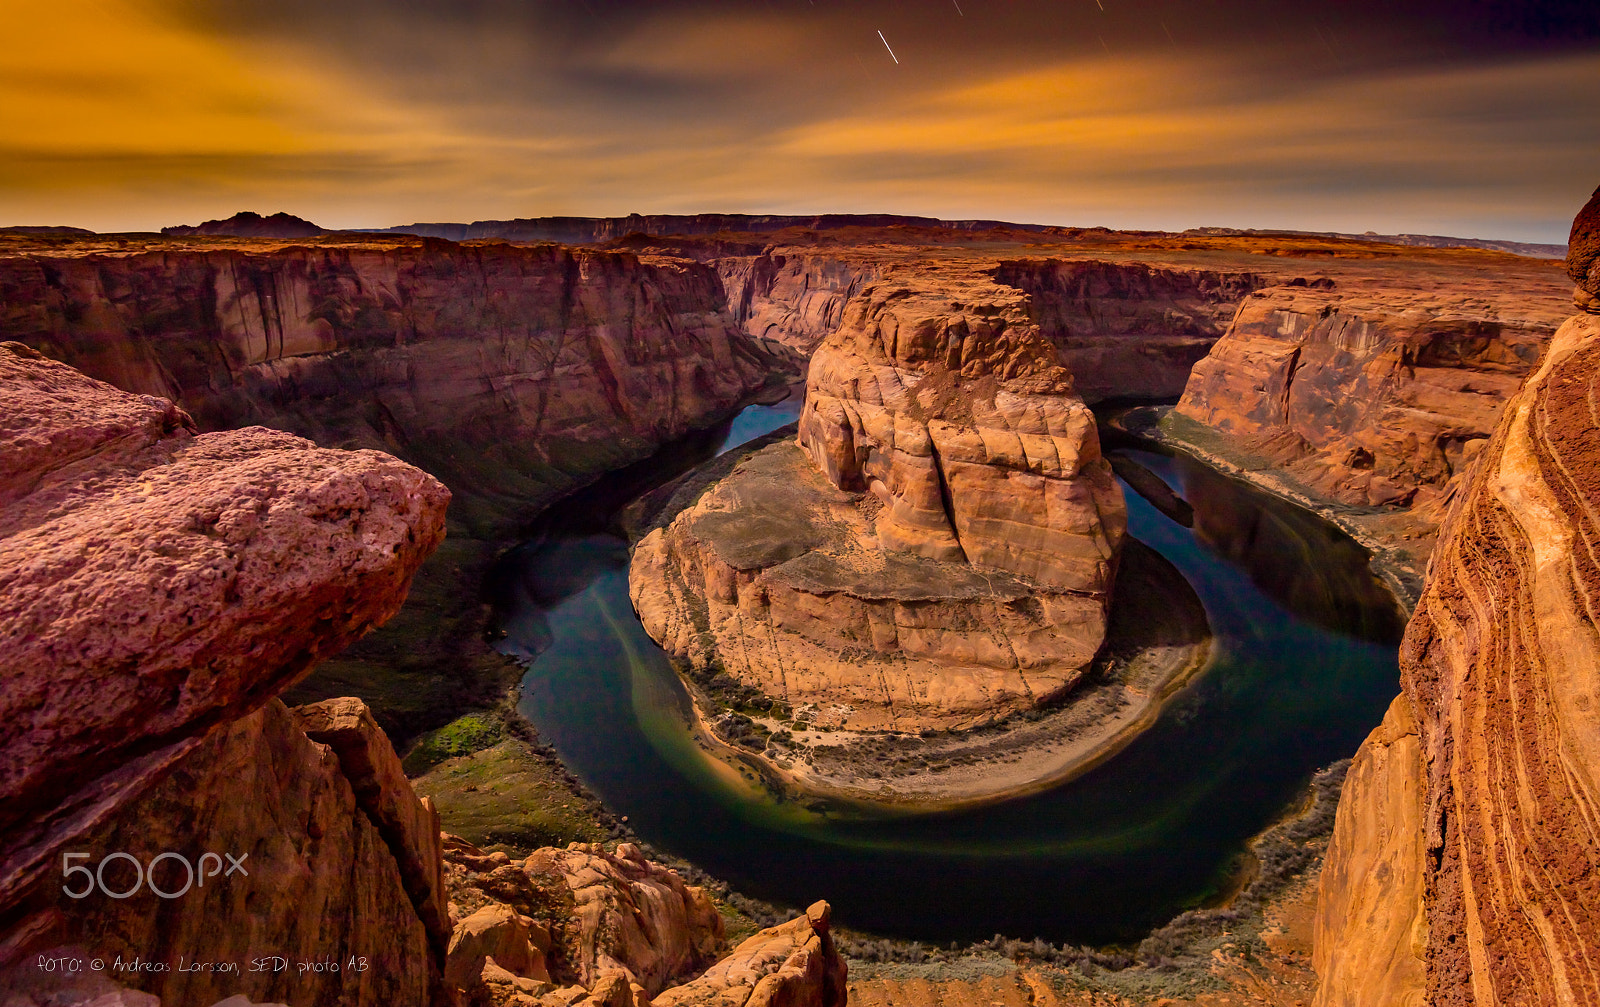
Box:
[994, 258, 1266, 402]
[0, 238, 784, 536]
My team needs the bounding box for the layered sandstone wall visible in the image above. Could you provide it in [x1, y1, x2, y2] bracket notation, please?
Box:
[993, 258, 1265, 402]
[1315, 309, 1600, 1006]
[1174, 284, 1560, 519]
[0, 237, 782, 535]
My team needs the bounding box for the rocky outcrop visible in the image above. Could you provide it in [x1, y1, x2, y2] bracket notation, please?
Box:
[1175, 282, 1561, 518]
[0, 342, 449, 908]
[1572, 184, 1600, 309]
[993, 258, 1264, 403]
[0, 237, 781, 536]
[13, 698, 445, 1006]
[654, 901, 847, 1007]
[440, 838, 725, 1005]
[295, 697, 452, 959]
[1312, 696, 1426, 1007]
[1315, 310, 1600, 1005]
[633, 265, 1126, 733]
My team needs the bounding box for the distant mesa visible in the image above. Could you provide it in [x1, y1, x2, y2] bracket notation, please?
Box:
[371, 212, 1057, 244]
[0, 225, 94, 236]
[1185, 225, 1567, 259]
[162, 210, 326, 238]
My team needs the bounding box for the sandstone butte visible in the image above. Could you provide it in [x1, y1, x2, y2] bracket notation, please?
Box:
[633, 260, 1129, 739]
[1312, 189, 1600, 1007]
[0, 346, 846, 1007]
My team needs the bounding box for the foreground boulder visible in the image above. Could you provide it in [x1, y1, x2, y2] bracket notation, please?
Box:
[0, 342, 450, 909]
[1313, 307, 1600, 1004]
[0, 345, 456, 1004]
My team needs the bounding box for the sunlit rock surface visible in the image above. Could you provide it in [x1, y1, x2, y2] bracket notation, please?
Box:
[1316, 311, 1600, 1006]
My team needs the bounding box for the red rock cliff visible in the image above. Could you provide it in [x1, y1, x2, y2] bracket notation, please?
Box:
[1315, 307, 1600, 1006]
[0, 236, 782, 534]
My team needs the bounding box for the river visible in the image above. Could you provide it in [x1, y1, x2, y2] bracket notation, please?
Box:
[492, 393, 1404, 946]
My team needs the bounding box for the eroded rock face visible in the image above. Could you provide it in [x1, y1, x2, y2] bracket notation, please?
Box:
[11, 699, 439, 1007]
[654, 901, 847, 1007]
[1316, 312, 1600, 1006]
[0, 343, 449, 907]
[441, 837, 725, 1005]
[1175, 284, 1556, 516]
[718, 252, 879, 354]
[633, 265, 1126, 731]
[993, 258, 1265, 403]
[798, 269, 1124, 592]
[0, 238, 780, 535]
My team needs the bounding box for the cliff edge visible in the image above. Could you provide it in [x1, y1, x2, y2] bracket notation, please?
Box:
[1314, 211, 1600, 1004]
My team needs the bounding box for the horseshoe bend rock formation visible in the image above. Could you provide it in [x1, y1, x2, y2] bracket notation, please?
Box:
[1313, 310, 1600, 1007]
[631, 265, 1127, 732]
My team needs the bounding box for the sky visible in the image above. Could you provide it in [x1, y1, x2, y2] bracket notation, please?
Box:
[1, 0, 1597, 240]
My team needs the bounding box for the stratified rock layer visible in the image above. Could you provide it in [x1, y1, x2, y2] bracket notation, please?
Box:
[1176, 284, 1553, 515]
[0, 343, 449, 906]
[1316, 312, 1600, 1006]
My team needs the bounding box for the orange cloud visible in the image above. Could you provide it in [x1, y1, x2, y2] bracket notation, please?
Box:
[1, 1, 1595, 239]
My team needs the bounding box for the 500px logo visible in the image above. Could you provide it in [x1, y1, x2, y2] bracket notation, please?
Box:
[61, 852, 249, 900]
